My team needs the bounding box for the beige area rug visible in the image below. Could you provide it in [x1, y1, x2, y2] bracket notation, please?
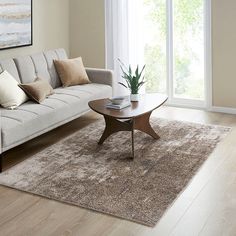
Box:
[0, 118, 230, 227]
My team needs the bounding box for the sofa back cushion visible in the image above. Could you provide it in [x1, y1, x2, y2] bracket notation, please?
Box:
[0, 59, 21, 83]
[14, 48, 68, 88]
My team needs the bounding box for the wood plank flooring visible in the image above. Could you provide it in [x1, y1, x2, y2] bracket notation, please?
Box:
[1, 107, 236, 236]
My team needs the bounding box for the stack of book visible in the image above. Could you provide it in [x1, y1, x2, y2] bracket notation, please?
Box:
[106, 96, 131, 110]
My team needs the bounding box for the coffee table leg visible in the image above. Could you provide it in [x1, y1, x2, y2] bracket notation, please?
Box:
[98, 125, 112, 145]
[134, 111, 160, 139]
[98, 115, 132, 145]
[131, 126, 135, 159]
[98, 112, 158, 158]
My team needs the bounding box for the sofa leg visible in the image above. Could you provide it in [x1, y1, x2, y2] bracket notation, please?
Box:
[0, 154, 2, 173]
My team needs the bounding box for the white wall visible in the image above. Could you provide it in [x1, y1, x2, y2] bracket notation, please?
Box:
[212, 0, 236, 108]
[69, 0, 106, 68]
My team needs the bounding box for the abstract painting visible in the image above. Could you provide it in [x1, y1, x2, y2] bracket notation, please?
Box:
[0, 0, 32, 50]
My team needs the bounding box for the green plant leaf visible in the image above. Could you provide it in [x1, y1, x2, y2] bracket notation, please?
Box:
[118, 58, 129, 72]
[120, 65, 129, 78]
[118, 82, 128, 88]
[140, 65, 146, 75]
[129, 65, 132, 75]
[135, 65, 139, 78]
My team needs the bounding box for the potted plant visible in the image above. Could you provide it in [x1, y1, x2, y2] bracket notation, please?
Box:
[118, 59, 146, 102]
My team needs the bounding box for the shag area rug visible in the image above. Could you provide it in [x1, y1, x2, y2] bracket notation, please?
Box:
[0, 118, 230, 227]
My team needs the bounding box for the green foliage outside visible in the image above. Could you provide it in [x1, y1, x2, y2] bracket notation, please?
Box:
[143, 0, 204, 100]
[143, 0, 166, 94]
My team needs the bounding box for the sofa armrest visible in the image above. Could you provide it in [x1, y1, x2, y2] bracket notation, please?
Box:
[86, 68, 114, 88]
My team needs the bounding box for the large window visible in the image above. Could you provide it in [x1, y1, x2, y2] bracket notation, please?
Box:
[105, 0, 211, 108]
[143, 0, 206, 106]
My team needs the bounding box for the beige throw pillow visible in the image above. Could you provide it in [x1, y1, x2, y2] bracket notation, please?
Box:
[54, 57, 90, 87]
[19, 78, 54, 103]
[0, 70, 28, 109]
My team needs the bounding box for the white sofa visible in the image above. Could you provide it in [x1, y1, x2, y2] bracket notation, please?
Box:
[0, 48, 114, 172]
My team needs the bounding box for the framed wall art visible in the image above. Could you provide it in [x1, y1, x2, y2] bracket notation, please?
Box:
[0, 0, 32, 50]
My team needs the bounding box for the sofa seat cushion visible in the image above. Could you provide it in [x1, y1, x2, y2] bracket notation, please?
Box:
[54, 83, 112, 101]
[1, 83, 112, 150]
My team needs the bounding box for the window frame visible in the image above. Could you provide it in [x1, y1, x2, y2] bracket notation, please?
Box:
[166, 0, 212, 109]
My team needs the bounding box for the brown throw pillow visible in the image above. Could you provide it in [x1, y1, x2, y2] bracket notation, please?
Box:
[54, 57, 90, 87]
[19, 78, 54, 103]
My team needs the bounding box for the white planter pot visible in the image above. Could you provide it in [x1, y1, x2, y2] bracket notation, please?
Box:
[130, 94, 139, 102]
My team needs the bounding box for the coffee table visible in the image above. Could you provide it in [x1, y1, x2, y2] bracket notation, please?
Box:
[88, 94, 168, 158]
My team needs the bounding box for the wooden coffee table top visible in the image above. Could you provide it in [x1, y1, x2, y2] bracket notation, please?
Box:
[88, 94, 168, 119]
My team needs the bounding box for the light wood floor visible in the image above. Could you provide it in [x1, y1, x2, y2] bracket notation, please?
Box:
[1, 107, 236, 236]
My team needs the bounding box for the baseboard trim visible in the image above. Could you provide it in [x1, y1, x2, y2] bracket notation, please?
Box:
[165, 104, 236, 115]
[210, 106, 236, 115]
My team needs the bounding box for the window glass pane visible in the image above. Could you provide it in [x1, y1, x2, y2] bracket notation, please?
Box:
[173, 0, 204, 100]
[142, 0, 167, 94]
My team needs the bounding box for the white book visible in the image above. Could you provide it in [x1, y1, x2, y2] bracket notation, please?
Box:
[106, 101, 131, 110]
